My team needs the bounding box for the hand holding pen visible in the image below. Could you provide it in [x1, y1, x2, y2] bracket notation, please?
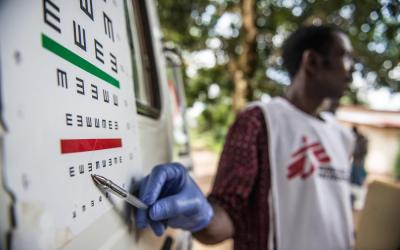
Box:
[92, 174, 148, 209]
[92, 163, 213, 236]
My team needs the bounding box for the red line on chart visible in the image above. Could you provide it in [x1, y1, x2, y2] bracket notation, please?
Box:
[60, 138, 122, 154]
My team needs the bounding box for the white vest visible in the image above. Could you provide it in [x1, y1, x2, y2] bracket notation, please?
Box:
[256, 97, 354, 250]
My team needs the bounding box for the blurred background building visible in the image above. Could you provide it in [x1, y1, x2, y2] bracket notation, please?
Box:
[337, 106, 400, 178]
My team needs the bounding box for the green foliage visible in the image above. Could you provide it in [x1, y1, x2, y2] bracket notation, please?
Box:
[190, 127, 226, 153]
[186, 66, 235, 147]
[395, 139, 400, 180]
[185, 66, 233, 106]
[157, 0, 400, 147]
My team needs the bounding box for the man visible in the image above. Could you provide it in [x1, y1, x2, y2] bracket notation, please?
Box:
[136, 25, 356, 249]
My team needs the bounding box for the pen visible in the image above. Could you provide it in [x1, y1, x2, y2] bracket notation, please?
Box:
[91, 174, 148, 209]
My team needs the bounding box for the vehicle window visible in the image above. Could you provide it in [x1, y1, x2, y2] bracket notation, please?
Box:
[125, 0, 161, 118]
[165, 52, 191, 158]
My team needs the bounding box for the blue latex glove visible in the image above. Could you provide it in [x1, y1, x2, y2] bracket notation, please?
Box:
[135, 163, 213, 236]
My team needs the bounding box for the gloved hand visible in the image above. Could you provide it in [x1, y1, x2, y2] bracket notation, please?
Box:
[135, 163, 213, 236]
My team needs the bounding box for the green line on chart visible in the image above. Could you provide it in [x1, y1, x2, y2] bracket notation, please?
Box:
[41, 33, 119, 88]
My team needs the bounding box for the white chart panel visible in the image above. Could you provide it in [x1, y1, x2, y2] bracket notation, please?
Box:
[0, 0, 142, 248]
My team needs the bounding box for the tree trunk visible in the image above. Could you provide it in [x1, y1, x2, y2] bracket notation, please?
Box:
[229, 61, 247, 112]
[229, 0, 258, 113]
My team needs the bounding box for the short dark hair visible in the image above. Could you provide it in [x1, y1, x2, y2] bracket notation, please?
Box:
[282, 25, 344, 78]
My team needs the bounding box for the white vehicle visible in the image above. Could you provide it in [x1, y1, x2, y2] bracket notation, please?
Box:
[164, 46, 193, 170]
[0, 0, 192, 249]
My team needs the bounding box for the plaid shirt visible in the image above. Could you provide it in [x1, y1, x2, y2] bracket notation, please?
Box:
[208, 107, 272, 249]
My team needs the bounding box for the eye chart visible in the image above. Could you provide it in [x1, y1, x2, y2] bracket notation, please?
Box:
[0, 0, 142, 248]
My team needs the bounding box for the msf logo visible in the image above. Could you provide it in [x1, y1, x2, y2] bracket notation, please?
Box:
[287, 136, 331, 180]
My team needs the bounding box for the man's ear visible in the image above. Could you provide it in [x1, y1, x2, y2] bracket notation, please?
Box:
[302, 49, 323, 76]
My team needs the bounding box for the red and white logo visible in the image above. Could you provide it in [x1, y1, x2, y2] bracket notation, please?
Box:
[287, 136, 331, 180]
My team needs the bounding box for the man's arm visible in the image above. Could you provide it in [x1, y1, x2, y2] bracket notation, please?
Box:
[193, 201, 234, 244]
[194, 106, 266, 244]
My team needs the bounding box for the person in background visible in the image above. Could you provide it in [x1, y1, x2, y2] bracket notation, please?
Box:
[350, 126, 368, 210]
[135, 25, 356, 250]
